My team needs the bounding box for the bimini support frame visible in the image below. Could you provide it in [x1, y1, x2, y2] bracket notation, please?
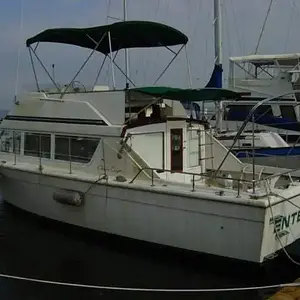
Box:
[29, 45, 62, 93]
[29, 32, 109, 98]
[153, 44, 185, 85]
[106, 52, 135, 87]
[29, 43, 189, 96]
[28, 46, 40, 92]
[92, 55, 107, 90]
[59, 32, 108, 98]
[107, 31, 116, 89]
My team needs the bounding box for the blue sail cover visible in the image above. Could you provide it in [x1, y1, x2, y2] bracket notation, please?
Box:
[205, 64, 223, 89]
[234, 145, 300, 158]
[228, 109, 300, 131]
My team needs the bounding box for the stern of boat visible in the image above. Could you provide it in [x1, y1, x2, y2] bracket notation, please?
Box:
[260, 183, 300, 262]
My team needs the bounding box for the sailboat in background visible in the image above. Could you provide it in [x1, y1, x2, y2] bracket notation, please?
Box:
[182, 0, 300, 169]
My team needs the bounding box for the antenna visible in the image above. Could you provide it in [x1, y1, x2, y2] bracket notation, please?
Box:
[52, 64, 55, 82]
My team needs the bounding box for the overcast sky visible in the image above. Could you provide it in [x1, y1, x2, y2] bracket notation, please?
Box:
[0, 0, 299, 109]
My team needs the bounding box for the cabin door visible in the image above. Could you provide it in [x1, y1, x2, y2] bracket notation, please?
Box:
[170, 128, 183, 172]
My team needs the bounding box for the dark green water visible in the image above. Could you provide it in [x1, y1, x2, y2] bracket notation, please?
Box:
[0, 199, 299, 300]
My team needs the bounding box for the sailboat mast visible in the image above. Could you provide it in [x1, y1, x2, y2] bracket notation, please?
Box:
[213, 0, 222, 86]
[213, 0, 223, 132]
[214, 0, 222, 66]
[123, 0, 129, 88]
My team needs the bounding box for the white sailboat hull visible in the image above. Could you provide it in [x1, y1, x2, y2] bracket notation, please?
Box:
[2, 166, 300, 264]
[239, 155, 300, 169]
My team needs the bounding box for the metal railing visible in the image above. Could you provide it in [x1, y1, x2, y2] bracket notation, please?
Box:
[259, 166, 300, 183]
[129, 165, 300, 198]
[129, 167, 256, 198]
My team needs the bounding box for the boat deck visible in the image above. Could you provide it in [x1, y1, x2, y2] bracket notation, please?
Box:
[269, 278, 300, 300]
[0, 160, 276, 208]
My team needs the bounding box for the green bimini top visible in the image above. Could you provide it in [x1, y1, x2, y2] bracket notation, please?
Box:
[26, 20, 188, 55]
[130, 86, 240, 101]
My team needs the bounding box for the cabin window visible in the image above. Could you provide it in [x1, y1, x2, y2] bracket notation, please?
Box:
[255, 105, 273, 116]
[226, 105, 254, 121]
[280, 105, 297, 121]
[24, 133, 51, 158]
[55, 135, 99, 163]
[0, 130, 21, 154]
[226, 104, 274, 121]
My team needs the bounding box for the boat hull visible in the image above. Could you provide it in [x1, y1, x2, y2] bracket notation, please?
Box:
[0, 166, 298, 264]
[239, 155, 300, 169]
[234, 146, 300, 169]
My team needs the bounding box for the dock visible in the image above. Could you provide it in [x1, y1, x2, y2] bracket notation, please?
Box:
[269, 279, 300, 300]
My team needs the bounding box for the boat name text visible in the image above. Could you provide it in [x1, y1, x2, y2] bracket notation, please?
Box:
[270, 210, 300, 234]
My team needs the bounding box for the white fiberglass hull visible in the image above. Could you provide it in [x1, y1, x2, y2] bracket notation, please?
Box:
[1, 166, 300, 264]
[239, 156, 300, 169]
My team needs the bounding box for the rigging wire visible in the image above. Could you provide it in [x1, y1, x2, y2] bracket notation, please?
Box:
[284, 0, 297, 53]
[103, 0, 112, 87]
[223, 1, 232, 86]
[142, 0, 164, 85]
[200, 1, 212, 86]
[254, 0, 274, 54]
[188, 0, 203, 85]
[191, 0, 203, 39]
[230, 0, 243, 54]
[223, 2, 231, 57]
[106, 0, 112, 24]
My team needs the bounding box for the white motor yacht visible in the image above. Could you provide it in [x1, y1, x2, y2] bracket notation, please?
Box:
[1, 20, 300, 264]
